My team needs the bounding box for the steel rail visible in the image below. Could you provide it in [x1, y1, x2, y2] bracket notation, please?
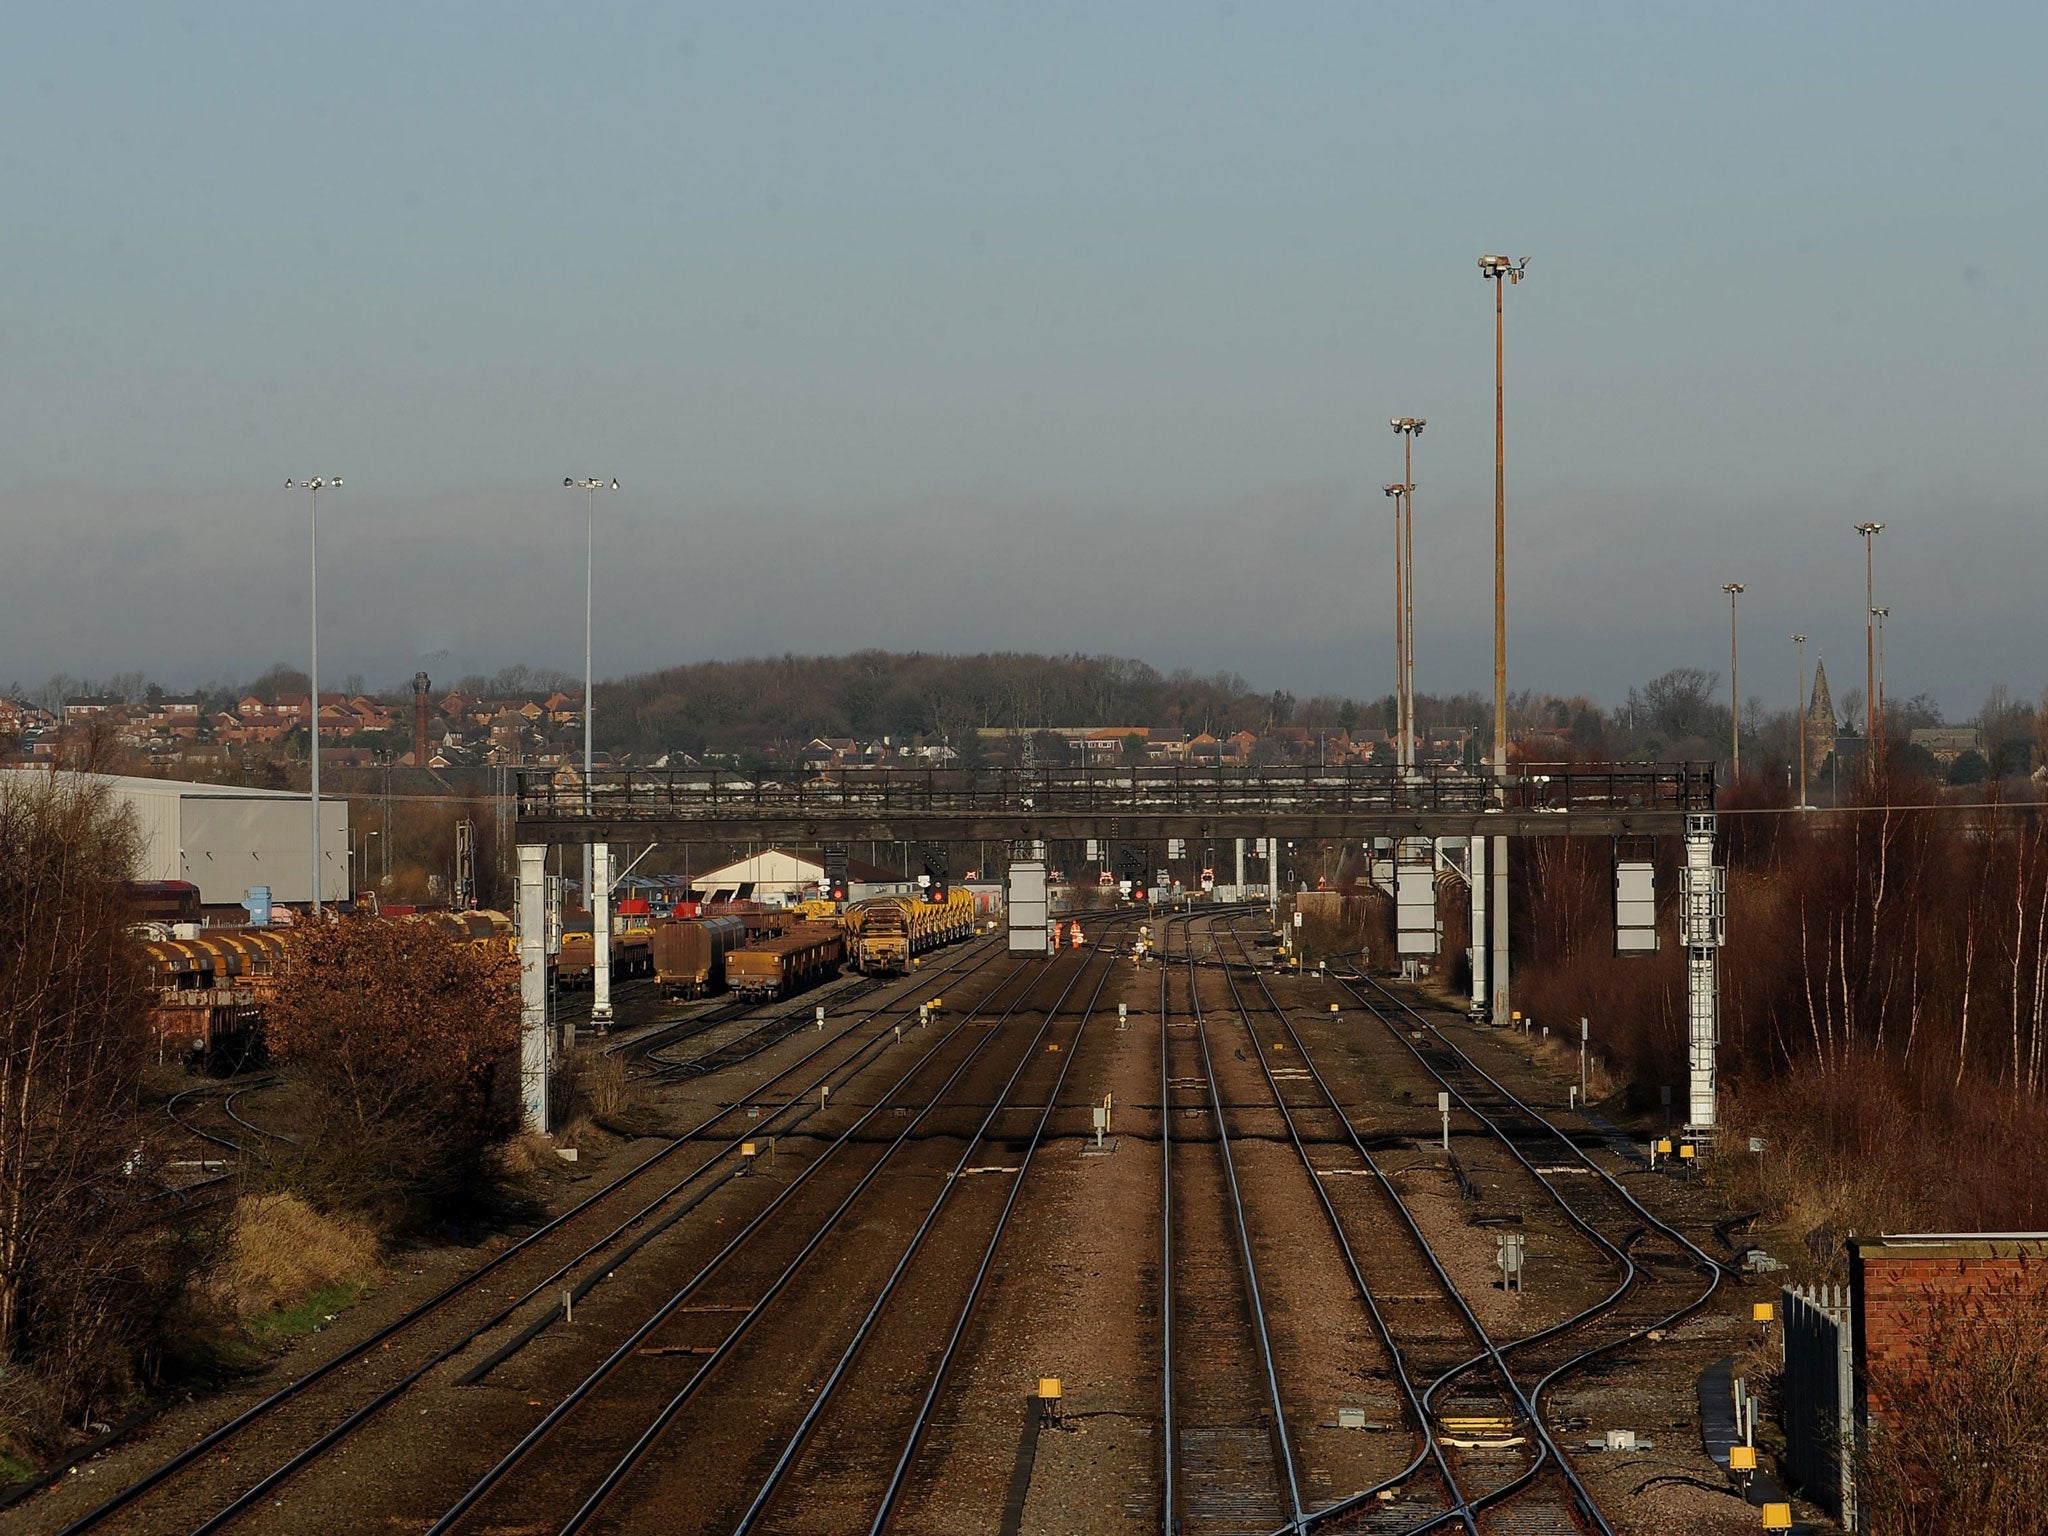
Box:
[1160, 909, 1183, 1536]
[164, 1081, 266, 1161]
[1178, 912, 1310, 1532]
[56, 935, 1010, 1536]
[1208, 921, 1481, 1535]
[732, 923, 1134, 1536]
[181, 941, 1033, 1536]
[863, 909, 1164, 1533]
[222, 1080, 298, 1148]
[431, 941, 1085, 1536]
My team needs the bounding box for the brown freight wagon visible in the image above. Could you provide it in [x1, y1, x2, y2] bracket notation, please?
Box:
[726, 922, 847, 1001]
[652, 915, 749, 999]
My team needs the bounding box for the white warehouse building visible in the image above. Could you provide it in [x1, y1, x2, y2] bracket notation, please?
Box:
[1, 769, 350, 909]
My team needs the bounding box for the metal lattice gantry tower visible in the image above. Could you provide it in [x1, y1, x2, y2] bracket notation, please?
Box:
[1683, 811, 1727, 1131]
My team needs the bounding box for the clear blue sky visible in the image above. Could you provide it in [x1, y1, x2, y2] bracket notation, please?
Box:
[3, 3, 2043, 714]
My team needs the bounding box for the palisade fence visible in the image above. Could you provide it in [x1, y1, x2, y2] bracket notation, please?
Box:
[1781, 1283, 1856, 1529]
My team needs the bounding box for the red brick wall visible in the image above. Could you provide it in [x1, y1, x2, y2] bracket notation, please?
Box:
[1851, 1241, 2048, 1421]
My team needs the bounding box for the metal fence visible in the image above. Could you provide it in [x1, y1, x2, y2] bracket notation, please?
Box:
[1781, 1282, 1856, 1528]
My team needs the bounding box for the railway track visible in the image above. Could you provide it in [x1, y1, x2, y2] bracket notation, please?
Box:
[162, 1077, 288, 1165]
[52, 933, 1019, 1536]
[1166, 912, 1730, 1536]
[1317, 970, 1728, 1535]
[420, 922, 1133, 1536]
[1160, 907, 1309, 1536]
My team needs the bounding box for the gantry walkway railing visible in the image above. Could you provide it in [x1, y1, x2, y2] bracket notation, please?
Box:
[514, 762, 1713, 844]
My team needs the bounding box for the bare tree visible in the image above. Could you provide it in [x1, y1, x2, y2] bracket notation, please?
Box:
[0, 770, 176, 1442]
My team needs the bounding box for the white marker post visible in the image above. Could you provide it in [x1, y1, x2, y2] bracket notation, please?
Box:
[1438, 1090, 1451, 1152]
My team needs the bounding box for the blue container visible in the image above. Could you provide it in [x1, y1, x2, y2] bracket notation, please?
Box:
[244, 886, 273, 926]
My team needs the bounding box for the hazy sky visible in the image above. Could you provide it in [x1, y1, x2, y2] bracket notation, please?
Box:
[4, 3, 2043, 714]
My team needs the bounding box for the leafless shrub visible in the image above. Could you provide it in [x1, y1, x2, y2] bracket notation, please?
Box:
[265, 915, 520, 1235]
[1856, 1266, 2048, 1535]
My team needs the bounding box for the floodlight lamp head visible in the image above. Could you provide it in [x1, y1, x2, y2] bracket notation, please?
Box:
[564, 477, 575, 487]
[609, 477, 619, 490]
[1724, 582, 1745, 596]
[1856, 521, 1885, 536]
[1382, 482, 1405, 497]
[1793, 632, 1807, 643]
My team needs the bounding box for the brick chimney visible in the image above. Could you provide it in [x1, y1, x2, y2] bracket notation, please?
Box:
[412, 671, 432, 767]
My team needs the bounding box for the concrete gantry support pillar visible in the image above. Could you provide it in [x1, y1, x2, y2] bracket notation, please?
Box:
[1683, 813, 1726, 1131]
[517, 843, 551, 1136]
[1265, 834, 1279, 920]
[590, 842, 613, 1031]
[1469, 835, 1489, 1014]
[1234, 837, 1245, 899]
[1490, 834, 1509, 1023]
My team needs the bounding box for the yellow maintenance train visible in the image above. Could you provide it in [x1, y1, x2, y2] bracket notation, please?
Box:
[840, 890, 978, 975]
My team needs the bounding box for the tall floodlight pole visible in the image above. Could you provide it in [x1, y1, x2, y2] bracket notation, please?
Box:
[1382, 481, 1409, 769]
[1871, 606, 1889, 733]
[1392, 418, 1426, 772]
[1855, 522, 1883, 745]
[566, 477, 618, 1026]
[1723, 583, 1745, 778]
[286, 477, 341, 914]
[1793, 633, 1810, 810]
[1479, 254, 1526, 1023]
[566, 479, 618, 872]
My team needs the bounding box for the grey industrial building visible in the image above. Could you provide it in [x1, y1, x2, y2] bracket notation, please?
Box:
[0, 769, 349, 909]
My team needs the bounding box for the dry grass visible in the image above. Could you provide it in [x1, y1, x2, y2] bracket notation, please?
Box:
[211, 1193, 380, 1322]
[1527, 1032, 1621, 1103]
[573, 1051, 631, 1122]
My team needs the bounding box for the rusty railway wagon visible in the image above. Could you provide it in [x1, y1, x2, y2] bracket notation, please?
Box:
[555, 915, 657, 989]
[142, 929, 294, 1071]
[725, 922, 847, 1001]
[651, 914, 749, 999]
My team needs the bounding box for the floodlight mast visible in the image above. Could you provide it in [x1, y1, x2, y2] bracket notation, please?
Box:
[1793, 633, 1810, 810]
[566, 477, 619, 1024]
[285, 477, 341, 915]
[1391, 418, 1425, 772]
[1855, 522, 1884, 746]
[1723, 583, 1746, 778]
[1871, 605, 1890, 731]
[1381, 480, 1409, 772]
[1478, 254, 1526, 1027]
